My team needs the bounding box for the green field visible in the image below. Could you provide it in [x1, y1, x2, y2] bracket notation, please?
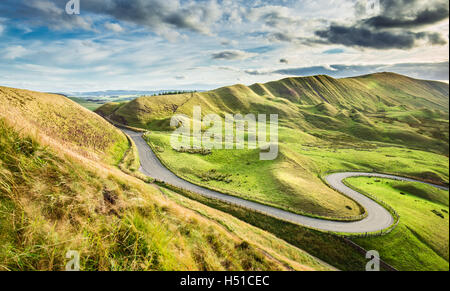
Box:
[68, 97, 104, 111]
[346, 177, 449, 271]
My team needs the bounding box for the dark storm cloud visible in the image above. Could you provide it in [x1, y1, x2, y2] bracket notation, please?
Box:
[315, 0, 449, 49]
[315, 25, 446, 49]
[426, 32, 448, 45]
[376, 0, 449, 23]
[364, 4, 449, 28]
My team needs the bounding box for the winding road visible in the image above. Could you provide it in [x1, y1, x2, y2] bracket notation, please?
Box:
[122, 128, 449, 234]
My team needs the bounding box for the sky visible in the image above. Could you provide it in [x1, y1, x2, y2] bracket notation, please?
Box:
[0, 0, 448, 92]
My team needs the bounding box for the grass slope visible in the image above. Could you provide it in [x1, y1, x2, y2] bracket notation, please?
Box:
[346, 177, 449, 271]
[0, 87, 330, 271]
[0, 86, 128, 165]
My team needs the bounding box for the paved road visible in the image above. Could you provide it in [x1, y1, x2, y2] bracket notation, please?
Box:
[122, 129, 449, 233]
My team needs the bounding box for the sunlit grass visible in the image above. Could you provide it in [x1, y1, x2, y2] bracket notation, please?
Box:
[346, 177, 449, 271]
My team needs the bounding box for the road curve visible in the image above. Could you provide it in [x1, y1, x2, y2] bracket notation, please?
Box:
[122, 128, 449, 234]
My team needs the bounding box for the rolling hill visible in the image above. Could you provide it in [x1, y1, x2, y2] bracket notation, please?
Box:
[99, 73, 449, 155]
[96, 72, 449, 222]
[0, 86, 331, 271]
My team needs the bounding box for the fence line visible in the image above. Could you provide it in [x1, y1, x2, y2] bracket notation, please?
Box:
[341, 238, 398, 271]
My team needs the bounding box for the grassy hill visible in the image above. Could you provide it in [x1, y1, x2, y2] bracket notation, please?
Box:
[250, 73, 448, 111]
[0, 87, 129, 166]
[97, 73, 449, 221]
[101, 73, 449, 154]
[0, 86, 332, 271]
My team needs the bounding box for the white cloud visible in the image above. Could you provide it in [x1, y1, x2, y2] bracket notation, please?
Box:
[2, 45, 28, 60]
[105, 22, 124, 33]
[211, 50, 257, 60]
[0, 0, 447, 92]
[27, 0, 62, 15]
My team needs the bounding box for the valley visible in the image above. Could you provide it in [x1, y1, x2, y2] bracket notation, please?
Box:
[1, 72, 448, 271]
[1, 0, 449, 276]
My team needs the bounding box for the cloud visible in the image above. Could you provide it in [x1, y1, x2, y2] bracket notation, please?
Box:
[0, 24, 4, 35]
[0, 0, 222, 38]
[279, 58, 289, 64]
[244, 69, 273, 75]
[314, 0, 449, 49]
[220, 39, 238, 46]
[271, 61, 450, 81]
[29, 0, 61, 14]
[268, 32, 296, 42]
[315, 25, 446, 49]
[248, 5, 299, 29]
[0, 0, 448, 92]
[211, 50, 256, 60]
[365, 7, 449, 28]
[364, 0, 449, 29]
[0, 0, 93, 31]
[2, 45, 29, 60]
[83, 0, 222, 36]
[104, 22, 124, 33]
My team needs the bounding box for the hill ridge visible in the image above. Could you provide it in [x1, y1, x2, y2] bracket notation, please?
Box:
[97, 72, 448, 156]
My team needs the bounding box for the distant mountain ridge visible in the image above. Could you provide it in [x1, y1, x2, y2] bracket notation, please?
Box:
[65, 90, 200, 98]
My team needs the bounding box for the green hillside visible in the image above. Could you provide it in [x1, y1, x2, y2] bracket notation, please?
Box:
[97, 73, 449, 221]
[0, 87, 129, 166]
[101, 73, 449, 155]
